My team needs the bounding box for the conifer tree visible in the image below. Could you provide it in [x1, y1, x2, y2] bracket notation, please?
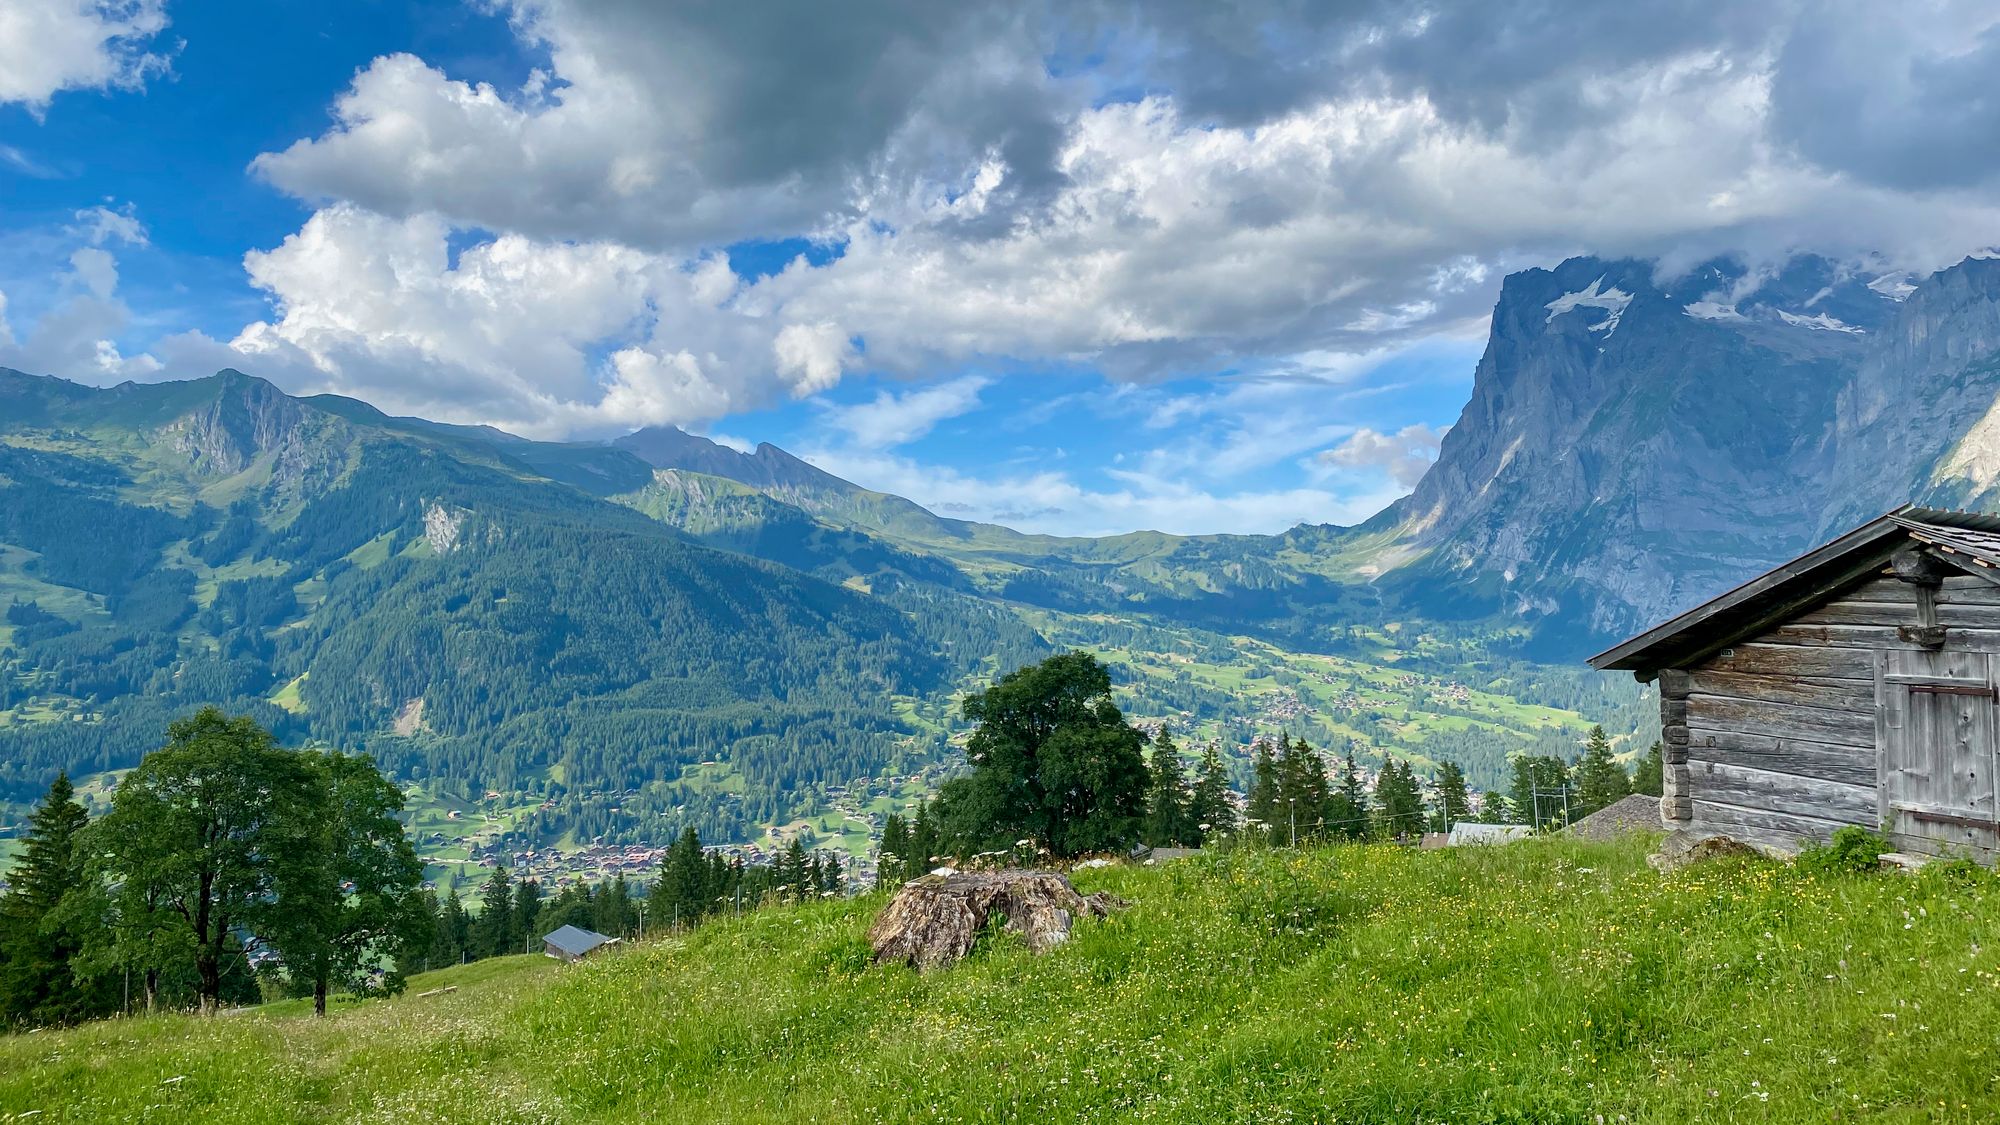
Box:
[475, 867, 518, 957]
[1328, 749, 1370, 841]
[1632, 741, 1664, 798]
[514, 879, 543, 946]
[1275, 735, 1330, 843]
[1189, 742, 1237, 842]
[1478, 790, 1511, 823]
[0, 773, 113, 1026]
[878, 814, 910, 888]
[1432, 762, 1472, 832]
[1141, 726, 1195, 847]
[1572, 726, 1630, 816]
[1245, 738, 1280, 842]
[1372, 759, 1425, 839]
[1508, 755, 1572, 828]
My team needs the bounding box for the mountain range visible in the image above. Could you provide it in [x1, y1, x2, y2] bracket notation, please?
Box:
[5, 249, 1998, 863]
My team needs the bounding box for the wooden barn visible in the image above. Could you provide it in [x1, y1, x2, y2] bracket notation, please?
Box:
[1591, 506, 2000, 861]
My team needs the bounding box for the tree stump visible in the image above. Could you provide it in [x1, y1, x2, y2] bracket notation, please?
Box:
[868, 869, 1124, 970]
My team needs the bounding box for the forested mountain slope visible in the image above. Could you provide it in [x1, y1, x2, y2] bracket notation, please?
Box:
[0, 370, 1021, 842]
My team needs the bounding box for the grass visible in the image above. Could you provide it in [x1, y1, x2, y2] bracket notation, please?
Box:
[5, 836, 2000, 1122]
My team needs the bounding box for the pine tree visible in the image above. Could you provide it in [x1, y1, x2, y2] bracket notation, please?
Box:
[907, 802, 941, 871]
[1189, 742, 1237, 842]
[1372, 759, 1425, 840]
[1327, 749, 1370, 841]
[819, 852, 843, 896]
[1572, 726, 1630, 816]
[878, 814, 910, 888]
[474, 866, 518, 957]
[1245, 738, 1280, 843]
[1632, 741, 1664, 798]
[1477, 790, 1512, 823]
[1275, 735, 1330, 843]
[1141, 726, 1194, 847]
[1432, 762, 1471, 832]
[0, 773, 113, 1026]
[430, 890, 472, 966]
[514, 879, 543, 947]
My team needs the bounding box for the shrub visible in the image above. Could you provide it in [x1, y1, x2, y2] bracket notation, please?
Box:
[1796, 826, 1891, 875]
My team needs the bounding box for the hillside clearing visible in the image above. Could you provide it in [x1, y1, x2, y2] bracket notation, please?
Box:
[4, 837, 1998, 1123]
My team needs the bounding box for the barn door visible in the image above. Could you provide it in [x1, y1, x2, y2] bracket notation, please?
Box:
[1876, 650, 2000, 859]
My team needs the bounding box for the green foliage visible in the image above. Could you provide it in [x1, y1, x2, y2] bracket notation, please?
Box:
[1632, 741, 1664, 797]
[1572, 725, 1631, 815]
[0, 774, 115, 1027]
[86, 708, 322, 1013]
[935, 652, 1149, 858]
[1140, 726, 1197, 848]
[1431, 761, 1471, 831]
[1796, 826, 1893, 876]
[1508, 754, 1572, 828]
[11, 839, 2000, 1121]
[1370, 758, 1425, 840]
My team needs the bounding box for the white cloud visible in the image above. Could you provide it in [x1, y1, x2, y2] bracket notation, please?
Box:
[0, 203, 159, 381]
[1318, 424, 1447, 488]
[796, 446, 1403, 537]
[0, 0, 172, 109]
[823, 375, 989, 449]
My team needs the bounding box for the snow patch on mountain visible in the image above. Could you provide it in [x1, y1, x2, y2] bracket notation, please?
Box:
[1683, 300, 1744, 321]
[1775, 310, 1865, 334]
[1868, 273, 1917, 301]
[1544, 277, 1633, 337]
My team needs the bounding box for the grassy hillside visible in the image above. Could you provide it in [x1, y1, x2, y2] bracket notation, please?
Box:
[5, 837, 1996, 1123]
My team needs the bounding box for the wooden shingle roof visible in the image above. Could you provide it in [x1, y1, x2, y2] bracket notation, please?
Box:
[1589, 506, 2000, 678]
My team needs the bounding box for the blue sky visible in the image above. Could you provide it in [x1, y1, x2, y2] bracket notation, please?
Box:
[2, 1, 1995, 535]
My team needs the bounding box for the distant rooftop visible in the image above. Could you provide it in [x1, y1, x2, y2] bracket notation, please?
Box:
[543, 924, 615, 959]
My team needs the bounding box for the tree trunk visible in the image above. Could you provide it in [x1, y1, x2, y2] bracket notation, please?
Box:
[197, 951, 220, 1014]
[868, 869, 1123, 970]
[314, 976, 328, 1017]
[143, 969, 159, 1014]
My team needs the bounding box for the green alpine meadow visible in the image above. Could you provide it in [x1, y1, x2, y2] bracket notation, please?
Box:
[5, 837, 1998, 1123]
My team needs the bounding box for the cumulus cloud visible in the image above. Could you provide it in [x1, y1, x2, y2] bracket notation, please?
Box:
[0, 0, 173, 109]
[0, 204, 159, 381]
[1319, 424, 1447, 489]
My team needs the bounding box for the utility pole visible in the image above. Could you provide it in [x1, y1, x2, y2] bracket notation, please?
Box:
[1288, 798, 1298, 848]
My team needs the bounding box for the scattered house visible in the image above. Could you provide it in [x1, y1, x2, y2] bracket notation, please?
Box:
[542, 924, 618, 962]
[1447, 822, 1531, 846]
[1592, 506, 2000, 861]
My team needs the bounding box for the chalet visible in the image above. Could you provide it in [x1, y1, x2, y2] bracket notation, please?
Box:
[542, 924, 618, 962]
[1591, 507, 2000, 861]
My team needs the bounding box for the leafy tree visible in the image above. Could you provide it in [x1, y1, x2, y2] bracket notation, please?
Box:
[1431, 762, 1471, 832]
[1141, 727, 1196, 847]
[1572, 726, 1631, 816]
[0, 773, 114, 1026]
[935, 652, 1149, 858]
[1189, 741, 1237, 842]
[91, 708, 321, 1013]
[265, 751, 431, 1015]
[474, 867, 519, 957]
[1632, 741, 1664, 798]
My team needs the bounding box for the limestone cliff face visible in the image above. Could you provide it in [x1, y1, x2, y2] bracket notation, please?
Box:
[1825, 258, 2000, 528]
[1383, 255, 1882, 641]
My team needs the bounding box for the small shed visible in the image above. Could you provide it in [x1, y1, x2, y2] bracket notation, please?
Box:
[542, 924, 618, 962]
[1446, 822, 1530, 846]
[1591, 506, 2000, 860]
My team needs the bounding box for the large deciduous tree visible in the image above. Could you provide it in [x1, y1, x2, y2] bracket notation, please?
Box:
[93, 708, 322, 1013]
[938, 652, 1149, 859]
[265, 751, 431, 1015]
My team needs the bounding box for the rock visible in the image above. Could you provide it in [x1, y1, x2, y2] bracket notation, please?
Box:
[1647, 830, 1763, 871]
[868, 869, 1124, 970]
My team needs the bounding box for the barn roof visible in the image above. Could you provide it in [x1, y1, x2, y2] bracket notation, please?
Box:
[1589, 506, 2000, 677]
[542, 924, 614, 958]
